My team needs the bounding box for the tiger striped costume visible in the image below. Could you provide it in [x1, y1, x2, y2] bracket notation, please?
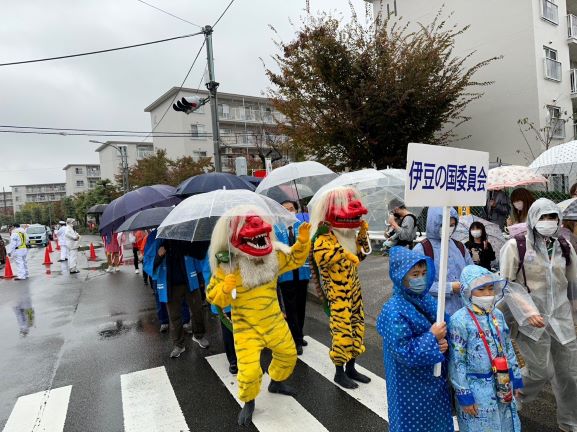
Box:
[206, 239, 310, 403]
[313, 224, 370, 366]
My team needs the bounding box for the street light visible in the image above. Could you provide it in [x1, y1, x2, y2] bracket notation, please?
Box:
[89, 140, 130, 194]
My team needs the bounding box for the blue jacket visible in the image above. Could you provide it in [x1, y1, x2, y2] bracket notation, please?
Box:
[449, 265, 522, 432]
[274, 222, 311, 283]
[155, 255, 206, 303]
[377, 246, 453, 432]
[413, 207, 474, 316]
[143, 229, 160, 279]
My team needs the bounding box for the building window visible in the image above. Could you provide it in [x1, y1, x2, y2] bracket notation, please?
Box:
[193, 150, 207, 159]
[218, 103, 230, 119]
[190, 124, 206, 139]
[137, 146, 153, 159]
[547, 105, 566, 139]
[385, 0, 398, 18]
[75, 167, 83, 175]
[76, 180, 84, 187]
[13, 187, 18, 192]
[542, 0, 559, 24]
[544, 47, 562, 81]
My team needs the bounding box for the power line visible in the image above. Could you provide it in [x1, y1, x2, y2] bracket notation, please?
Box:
[0, 32, 203, 67]
[0, 129, 282, 138]
[135, 0, 202, 28]
[0, 125, 192, 135]
[213, 0, 237, 28]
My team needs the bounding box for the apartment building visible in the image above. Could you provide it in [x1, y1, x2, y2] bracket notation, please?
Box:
[11, 183, 66, 214]
[63, 164, 101, 196]
[368, 0, 576, 175]
[94, 141, 154, 183]
[144, 87, 289, 172]
[0, 190, 13, 215]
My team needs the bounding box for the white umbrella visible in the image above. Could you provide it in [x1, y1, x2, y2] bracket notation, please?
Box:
[156, 189, 297, 242]
[488, 165, 547, 190]
[255, 161, 337, 202]
[529, 141, 577, 176]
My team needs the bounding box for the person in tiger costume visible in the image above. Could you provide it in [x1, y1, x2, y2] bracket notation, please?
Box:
[310, 186, 371, 389]
[206, 205, 311, 427]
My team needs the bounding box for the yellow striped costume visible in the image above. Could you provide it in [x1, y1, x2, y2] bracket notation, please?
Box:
[313, 226, 369, 366]
[207, 239, 310, 402]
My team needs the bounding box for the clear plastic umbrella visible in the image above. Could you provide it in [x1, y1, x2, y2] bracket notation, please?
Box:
[256, 161, 337, 203]
[529, 140, 577, 176]
[453, 214, 506, 255]
[156, 189, 297, 242]
[557, 198, 577, 221]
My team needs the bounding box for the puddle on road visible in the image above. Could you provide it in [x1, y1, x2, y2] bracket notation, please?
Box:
[98, 319, 143, 339]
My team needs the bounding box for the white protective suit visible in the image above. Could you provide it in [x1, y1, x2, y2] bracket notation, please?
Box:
[57, 224, 68, 261]
[65, 221, 80, 272]
[6, 227, 29, 279]
[500, 198, 577, 431]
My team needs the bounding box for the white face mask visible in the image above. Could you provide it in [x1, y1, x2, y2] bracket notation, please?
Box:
[471, 295, 496, 311]
[513, 201, 523, 211]
[535, 220, 558, 237]
[471, 230, 482, 239]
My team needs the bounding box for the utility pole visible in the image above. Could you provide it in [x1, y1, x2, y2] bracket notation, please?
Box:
[203, 25, 222, 172]
[2, 187, 6, 216]
[120, 146, 130, 194]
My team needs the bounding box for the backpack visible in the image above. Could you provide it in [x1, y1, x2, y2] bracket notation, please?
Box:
[396, 214, 418, 248]
[514, 233, 571, 293]
[420, 238, 466, 260]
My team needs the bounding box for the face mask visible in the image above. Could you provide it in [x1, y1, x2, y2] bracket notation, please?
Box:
[535, 220, 558, 237]
[439, 225, 456, 238]
[513, 201, 523, 211]
[407, 276, 428, 294]
[471, 230, 482, 239]
[471, 295, 496, 311]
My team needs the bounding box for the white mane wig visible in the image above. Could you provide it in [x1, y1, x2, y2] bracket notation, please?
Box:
[309, 186, 362, 239]
[208, 204, 277, 273]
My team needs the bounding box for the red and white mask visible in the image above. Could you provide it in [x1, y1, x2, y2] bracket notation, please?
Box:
[230, 214, 273, 257]
[324, 188, 368, 229]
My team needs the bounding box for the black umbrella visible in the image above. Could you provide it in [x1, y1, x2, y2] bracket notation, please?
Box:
[175, 172, 255, 197]
[87, 204, 108, 214]
[116, 207, 173, 232]
[239, 175, 262, 187]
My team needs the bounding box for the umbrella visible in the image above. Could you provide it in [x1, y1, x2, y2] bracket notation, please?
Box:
[86, 204, 108, 214]
[116, 207, 173, 232]
[488, 165, 547, 190]
[557, 198, 577, 220]
[453, 214, 506, 255]
[175, 172, 254, 197]
[99, 185, 180, 235]
[255, 161, 337, 202]
[157, 189, 297, 242]
[239, 175, 262, 187]
[529, 141, 577, 176]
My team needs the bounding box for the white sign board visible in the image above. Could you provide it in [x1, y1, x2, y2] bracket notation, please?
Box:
[404, 143, 489, 207]
[235, 157, 248, 176]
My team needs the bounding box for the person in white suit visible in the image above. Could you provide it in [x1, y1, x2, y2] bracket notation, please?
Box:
[6, 224, 29, 280]
[56, 221, 68, 262]
[65, 218, 81, 274]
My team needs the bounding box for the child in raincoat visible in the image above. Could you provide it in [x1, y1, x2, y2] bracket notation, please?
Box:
[377, 246, 453, 432]
[449, 265, 523, 432]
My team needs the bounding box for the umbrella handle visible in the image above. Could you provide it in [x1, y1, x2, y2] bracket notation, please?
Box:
[360, 234, 372, 255]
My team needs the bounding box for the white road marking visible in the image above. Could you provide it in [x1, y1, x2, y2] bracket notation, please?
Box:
[2, 385, 72, 432]
[206, 353, 329, 432]
[121, 366, 189, 432]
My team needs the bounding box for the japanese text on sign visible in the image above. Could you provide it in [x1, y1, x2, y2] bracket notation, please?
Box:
[408, 162, 487, 192]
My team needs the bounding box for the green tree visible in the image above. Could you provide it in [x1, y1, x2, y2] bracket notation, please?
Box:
[266, 10, 499, 170]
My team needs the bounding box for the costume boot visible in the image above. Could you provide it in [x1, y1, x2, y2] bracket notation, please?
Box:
[238, 400, 255, 426]
[345, 359, 371, 384]
[334, 365, 358, 389]
[268, 379, 297, 396]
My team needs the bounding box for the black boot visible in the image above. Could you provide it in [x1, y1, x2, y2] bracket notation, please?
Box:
[345, 359, 371, 384]
[238, 400, 255, 426]
[268, 379, 297, 396]
[334, 365, 358, 389]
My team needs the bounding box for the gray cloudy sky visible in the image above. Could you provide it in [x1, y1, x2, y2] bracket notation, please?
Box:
[0, 0, 369, 190]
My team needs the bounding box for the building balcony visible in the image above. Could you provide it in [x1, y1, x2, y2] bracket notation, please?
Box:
[544, 58, 562, 81]
[569, 14, 577, 41]
[571, 69, 577, 96]
[542, 0, 559, 24]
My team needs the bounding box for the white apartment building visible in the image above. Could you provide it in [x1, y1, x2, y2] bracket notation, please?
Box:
[94, 141, 154, 183]
[144, 87, 288, 172]
[11, 183, 66, 214]
[63, 164, 101, 196]
[368, 0, 576, 179]
[0, 190, 13, 215]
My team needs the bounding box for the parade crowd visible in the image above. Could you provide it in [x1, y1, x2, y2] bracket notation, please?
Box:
[3, 181, 577, 432]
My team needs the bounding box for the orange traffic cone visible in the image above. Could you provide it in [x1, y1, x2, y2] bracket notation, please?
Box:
[89, 243, 97, 261]
[55, 238, 61, 251]
[3, 256, 14, 278]
[47, 241, 53, 253]
[43, 247, 53, 265]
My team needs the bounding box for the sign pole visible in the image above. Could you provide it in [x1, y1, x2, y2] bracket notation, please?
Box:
[433, 206, 451, 377]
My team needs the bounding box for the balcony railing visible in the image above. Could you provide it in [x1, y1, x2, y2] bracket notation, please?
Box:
[544, 58, 562, 81]
[571, 69, 577, 94]
[543, 0, 559, 24]
[569, 14, 577, 39]
[218, 107, 278, 124]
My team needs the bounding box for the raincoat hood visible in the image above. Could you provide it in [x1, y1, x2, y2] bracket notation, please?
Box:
[459, 264, 507, 309]
[389, 246, 435, 298]
[425, 207, 459, 240]
[527, 198, 561, 244]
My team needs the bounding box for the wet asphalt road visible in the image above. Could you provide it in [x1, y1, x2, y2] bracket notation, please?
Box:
[0, 239, 562, 432]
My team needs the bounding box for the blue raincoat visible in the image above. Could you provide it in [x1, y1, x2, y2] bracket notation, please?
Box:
[377, 247, 453, 432]
[413, 207, 474, 316]
[274, 222, 311, 283]
[448, 265, 523, 432]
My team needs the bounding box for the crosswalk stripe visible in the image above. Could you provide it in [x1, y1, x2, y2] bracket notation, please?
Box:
[121, 366, 189, 432]
[206, 353, 329, 432]
[2, 385, 72, 432]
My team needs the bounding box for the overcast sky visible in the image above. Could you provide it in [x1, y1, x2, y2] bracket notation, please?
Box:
[0, 0, 371, 191]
